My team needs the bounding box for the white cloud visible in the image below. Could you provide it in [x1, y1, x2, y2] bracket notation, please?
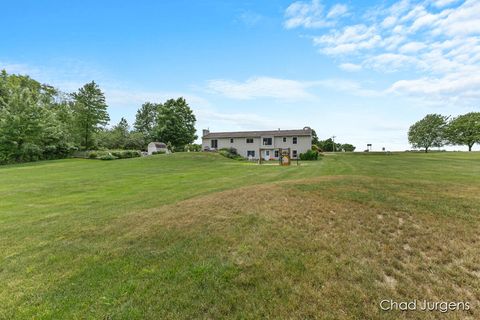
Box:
[327, 4, 348, 19]
[104, 89, 211, 109]
[206, 77, 315, 100]
[399, 41, 427, 53]
[432, 0, 460, 8]
[196, 110, 284, 130]
[284, 0, 326, 29]
[339, 63, 362, 72]
[284, 0, 348, 29]
[381, 16, 397, 28]
[314, 78, 382, 97]
[1, 62, 40, 76]
[286, 0, 480, 105]
[314, 24, 382, 54]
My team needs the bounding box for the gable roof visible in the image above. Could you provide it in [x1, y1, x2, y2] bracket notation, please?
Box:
[203, 127, 312, 139]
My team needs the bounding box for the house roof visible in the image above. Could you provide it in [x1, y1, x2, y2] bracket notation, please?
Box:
[203, 127, 312, 139]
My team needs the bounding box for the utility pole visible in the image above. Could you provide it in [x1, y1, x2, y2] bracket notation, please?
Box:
[332, 136, 336, 152]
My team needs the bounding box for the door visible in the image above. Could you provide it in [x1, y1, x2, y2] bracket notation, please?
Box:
[264, 150, 270, 160]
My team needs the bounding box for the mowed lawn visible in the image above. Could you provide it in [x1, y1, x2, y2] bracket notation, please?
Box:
[1, 152, 479, 319]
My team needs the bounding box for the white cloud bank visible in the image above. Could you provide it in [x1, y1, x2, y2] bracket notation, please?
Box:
[285, 0, 480, 105]
[206, 77, 316, 100]
[284, 0, 348, 29]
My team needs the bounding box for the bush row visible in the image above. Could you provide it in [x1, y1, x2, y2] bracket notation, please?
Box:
[218, 148, 243, 160]
[299, 149, 320, 160]
[86, 150, 141, 160]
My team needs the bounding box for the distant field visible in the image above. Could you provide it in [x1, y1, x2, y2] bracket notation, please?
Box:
[1, 152, 479, 319]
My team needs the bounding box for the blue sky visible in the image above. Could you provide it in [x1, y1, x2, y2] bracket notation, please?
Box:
[1, 0, 479, 150]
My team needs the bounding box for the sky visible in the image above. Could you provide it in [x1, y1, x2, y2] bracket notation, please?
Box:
[1, 0, 479, 151]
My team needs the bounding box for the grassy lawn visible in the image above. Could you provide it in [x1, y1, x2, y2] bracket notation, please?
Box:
[1, 152, 479, 319]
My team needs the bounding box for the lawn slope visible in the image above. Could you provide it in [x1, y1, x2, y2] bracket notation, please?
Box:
[1, 152, 479, 319]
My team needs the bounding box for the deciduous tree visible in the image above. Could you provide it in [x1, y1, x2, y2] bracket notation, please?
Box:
[155, 98, 197, 149]
[446, 112, 480, 151]
[72, 81, 109, 150]
[408, 114, 448, 153]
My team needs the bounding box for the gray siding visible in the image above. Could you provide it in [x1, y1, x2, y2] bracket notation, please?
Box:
[203, 135, 311, 160]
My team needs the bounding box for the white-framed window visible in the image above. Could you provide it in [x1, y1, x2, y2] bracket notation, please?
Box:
[293, 137, 298, 144]
[282, 137, 287, 142]
[274, 150, 279, 158]
[262, 137, 272, 145]
[246, 138, 254, 143]
[247, 150, 255, 157]
[230, 138, 234, 143]
[211, 139, 218, 148]
[292, 150, 297, 158]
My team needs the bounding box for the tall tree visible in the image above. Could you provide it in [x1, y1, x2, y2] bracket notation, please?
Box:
[408, 114, 448, 153]
[341, 144, 356, 152]
[317, 138, 341, 152]
[155, 98, 197, 149]
[311, 129, 319, 146]
[446, 112, 480, 151]
[134, 102, 158, 141]
[110, 117, 130, 149]
[0, 85, 44, 162]
[72, 81, 109, 150]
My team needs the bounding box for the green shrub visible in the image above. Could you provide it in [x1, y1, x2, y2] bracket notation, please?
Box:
[299, 149, 319, 160]
[152, 150, 166, 155]
[99, 153, 118, 160]
[88, 152, 98, 159]
[218, 148, 243, 160]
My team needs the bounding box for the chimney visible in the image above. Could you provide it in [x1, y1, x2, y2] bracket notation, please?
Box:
[202, 129, 210, 137]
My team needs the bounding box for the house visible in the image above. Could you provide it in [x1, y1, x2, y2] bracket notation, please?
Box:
[202, 127, 312, 160]
[147, 142, 169, 155]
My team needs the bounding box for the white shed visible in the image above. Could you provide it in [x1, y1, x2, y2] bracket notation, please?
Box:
[148, 142, 169, 155]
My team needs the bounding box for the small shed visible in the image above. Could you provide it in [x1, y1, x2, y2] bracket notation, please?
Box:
[148, 142, 169, 155]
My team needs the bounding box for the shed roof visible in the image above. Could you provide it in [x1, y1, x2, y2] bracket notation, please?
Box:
[149, 142, 167, 148]
[203, 128, 312, 139]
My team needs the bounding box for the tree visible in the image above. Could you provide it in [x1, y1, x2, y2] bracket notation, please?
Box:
[111, 117, 130, 149]
[311, 129, 319, 146]
[72, 81, 109, 150]
[341, 144, 356, 152]
[408, 114, 448, 153]
[134, 102, 158, 141]
[125, 131, 146, 150]
[155, 98, 197, 149]
[317, 138, 341, 152]
[446, 112, 480, 151]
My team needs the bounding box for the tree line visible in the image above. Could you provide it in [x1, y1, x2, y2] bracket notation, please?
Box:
[311, 129, 356, 152]
[0, 70, 197, 164]
[408, 113, 480, 152]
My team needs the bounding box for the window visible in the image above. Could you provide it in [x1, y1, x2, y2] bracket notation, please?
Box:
[246, 138, 254, 143]
[262, 137, 272, 145]
[293, 137, 297, 144]
[292, 150, 297, 158]
[274, 150, 279, 158]
[282, 137, 287, 143]
[247, 150, 255, 157]
[230, 138, 234, 143]
[211, 139, 218, 149]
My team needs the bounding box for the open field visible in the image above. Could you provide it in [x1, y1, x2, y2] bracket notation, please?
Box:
[1, 152, 480, 319]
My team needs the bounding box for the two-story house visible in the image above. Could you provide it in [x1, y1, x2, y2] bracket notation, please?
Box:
[201, 127, 312, 160]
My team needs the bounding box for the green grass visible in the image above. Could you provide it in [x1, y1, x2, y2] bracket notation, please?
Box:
[1, 152, 479, 319]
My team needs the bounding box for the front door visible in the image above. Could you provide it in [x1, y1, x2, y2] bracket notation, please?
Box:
[264, 150, 270, 160]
